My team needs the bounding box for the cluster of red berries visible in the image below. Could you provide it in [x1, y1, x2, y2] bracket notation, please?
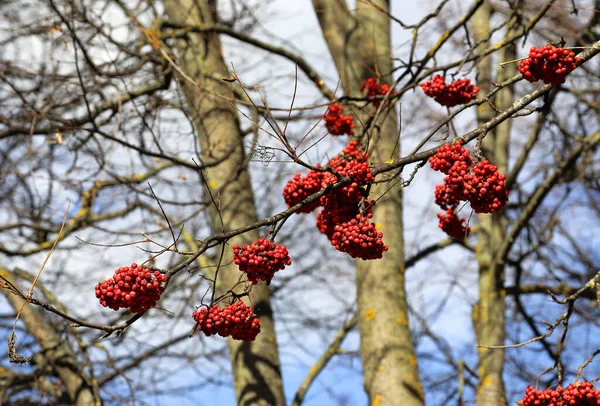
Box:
[323, 103, 355, 136]
[330, 214, 388, 259]
[95, 263, 167, 314]
[428, 141, 473, 173]
[420, 75, 480, 107]
[462, 160, 509, 214]
[193, 301, 261, 342]
[283, 167, 325, 214]
[518, 45, 582, 85]
[282, 141, 386, 260]
[318, 143, 386, 259]
[233, 239, 291, 284]
[283, 141, 372, 215]
[429, 142, 509, 239]
[518, 382, 600, 406]
[360, 78, 394, 108]
[437, 209, 471, 240]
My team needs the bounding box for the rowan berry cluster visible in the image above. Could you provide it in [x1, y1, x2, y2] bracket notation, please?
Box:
[282, 141, 385, 259]
[420, 75, 480, 107]
[518, 45, 582, 85]
[323, 103, 355, 136]
[193, 301, 261, 342]
[437, 209, 471, 240]
[429, 142, 509, 239]
[318, 143, 386, 259]
[233, 238, 292, 284]
[283, 167, 325, 213]
[95, 263, 167, 314]
[428, 142, 473, 173]
[360, 78, 394, 107]
[330, 214, 388, 259]
[463, 160, 509, 214]
[328, 145, 373, 181]
[518, 382, 600, 406]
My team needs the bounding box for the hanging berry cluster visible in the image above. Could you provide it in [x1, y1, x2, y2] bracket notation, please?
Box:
[420, 75, 480, 107]
[518, 45, 582, 85]
[193, 301, 261, 342]
[429, 142, 509, 239]
[329, 214, 387, 260]
[95, 263, 167, 314]
[283, 141, 387, 260]
[518, 382, 600, 406]
[283, 166, 326, 213]
[323, 103, 355, 136]
[233, 238, 292, 284]
[437, 209, 471, 240]
[360, 78, 394, 108]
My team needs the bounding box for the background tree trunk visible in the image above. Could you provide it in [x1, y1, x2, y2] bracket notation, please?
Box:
[312, 1, 424, 405]
[1, 269, 97, 406]
[162, 1, 285, 405]
[472, 2, 514, 404]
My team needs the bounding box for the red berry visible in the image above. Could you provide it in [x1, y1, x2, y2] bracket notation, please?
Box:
[193, 301, 261, 341]
[429, 142, 473, 174]
[95, 263, 167, 313]
[360, 78, 395, 108]
[462, 160, 509, 214]
[329, 214, 388, 260]
[233, 239, 291, 284]
[437, 209, 470, 240]
[429, 143, 509, 237]
[283, 167, 326, 214]
[420, 75, 479, 107]
[323, 103, 355, 136]
[518, 382, 600, 406]
[518, 45, 580, 85]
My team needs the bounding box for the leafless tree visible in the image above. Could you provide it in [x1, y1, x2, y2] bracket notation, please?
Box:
[1, 1, 600, 405]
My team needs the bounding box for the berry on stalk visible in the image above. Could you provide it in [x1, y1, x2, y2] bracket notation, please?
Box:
[193, 301, 261, 342]
[233, 239, 292, 284]
[323, 103, 355, 136]
[437, 209, 470, 240]
[95, 263, 167, 314]
[329, 214, 388, 260]
[518, 45, 582, 85]
[283, 168, 325, 214]
[360, 78, 394, 108]
[518, 382, 600, 406]
[420, 75, 479, 107]
[429, 143, 509, 238]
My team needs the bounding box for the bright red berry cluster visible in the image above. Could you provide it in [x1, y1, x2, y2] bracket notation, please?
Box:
[318, 142, 386, 259]
[327, 144, 373, 182]
[437, 209, 471, 240]
[233, 238, 291, 284]
[518, 45, 582, 85]
[95, 263, 167, 313]
[463, 160, 509, 214]
[420, 75, 480, 107]
[360, 78, 394, 108]
[429, 142, 509, 239]
[518, 382, 600, 406]
[283, 141, 373, 216]
[428, 141, 473, 174]
[193, 301, 261, 342]
[283, 141, 385, 260]
[330, 214, 388, 259]
[323, 103, 355, 136]
[283, 167, 325, 214]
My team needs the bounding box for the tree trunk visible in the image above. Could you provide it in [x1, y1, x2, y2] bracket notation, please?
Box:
[162, 1, 285, 405]
[0, 269, 97, 406]
[312, 1, 424, 405]
[471, 2, 514, 404]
